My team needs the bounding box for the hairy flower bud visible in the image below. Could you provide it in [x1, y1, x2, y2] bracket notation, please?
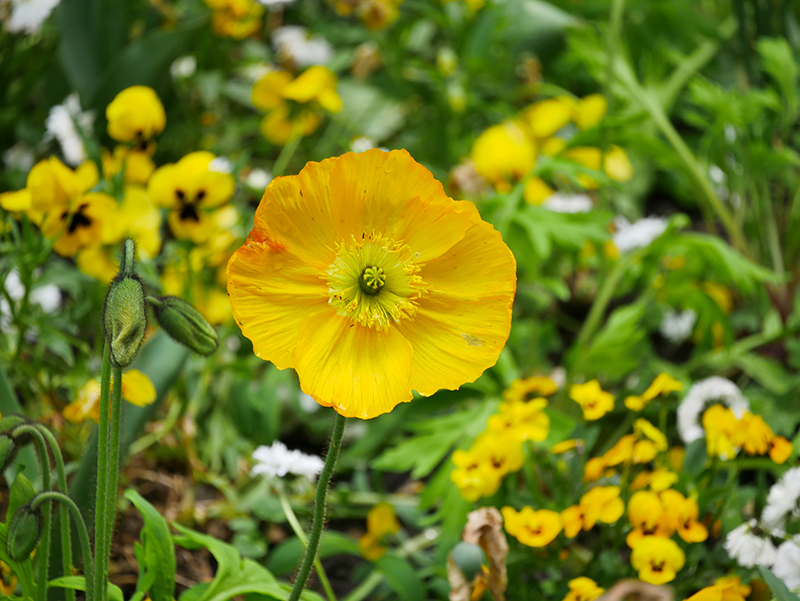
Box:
[450, 542, 485, 582]
[103, 274, 147, 367]
[150, 296, 218, 356]
[7, 502, 42, 561]
[0, 414, 29, 433]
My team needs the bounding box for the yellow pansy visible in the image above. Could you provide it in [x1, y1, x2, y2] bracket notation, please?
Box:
[204, 0, 264, 39]
[501, 506, 562, 547]
[40, 191, 120, 258]
[563, 577, 604, 601]
[702, 404, 738, 459]
[521, 96, 575, 139]
[579, 486, 623, 530]
[148, 151, 235, 243]
[63, 369, 157, 423]
[503, 376, 558, 403]
[630, 536, 685, 584]
[603, 145, 633, 182]
[357, 0, 403, 30]
[561, 505, 584, 537]
[358, 502, 400, 561]
[227, 149, 516, 419]
[625, 372, 683, 411]
[573, 94, 607, 130]
[551, 439, 583, 455]
[470, 121, 536, 191]
[685, 583, 747, 601]
[570, 380, 614, 420]
[488, 398, 549, 443]
[102, 146, 156, 186]
[673, 494, 708, 543]
[734, 412, 773, 456]
[626, 491, 673, 548]
[106, 86, 166, 144]
[523, 176, 554, 205]
[472, 432, 525, 476]
[26, 156, 98, 213]
[541, 137, 567, 156]
[0, 189, 33, 212]
[450, 448, 502, 501]
[634, 419, 668, 452]
[769, 436, 793, 464]
[583, 457, 609, 483]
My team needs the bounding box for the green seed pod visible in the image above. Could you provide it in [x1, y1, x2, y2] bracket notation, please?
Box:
[103, 274, 147, 367]
[7, 502, 42, 561]
[0, 435, 18, 473]
[450, 542, 485, 582]
[151, 296, 219, 356]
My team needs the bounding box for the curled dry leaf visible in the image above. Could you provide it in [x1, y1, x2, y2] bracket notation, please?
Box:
[448, 507, 509, 601]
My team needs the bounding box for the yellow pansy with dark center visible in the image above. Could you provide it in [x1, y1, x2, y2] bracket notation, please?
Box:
[227, 149, 517, 419]
[41, 192, 120, 258]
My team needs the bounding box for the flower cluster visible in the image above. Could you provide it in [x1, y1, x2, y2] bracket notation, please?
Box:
[450, 376, 555, 501]
[464, 94, 633, 207]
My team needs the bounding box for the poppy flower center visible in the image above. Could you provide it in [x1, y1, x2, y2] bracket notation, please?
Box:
[326, 231, 426, 331]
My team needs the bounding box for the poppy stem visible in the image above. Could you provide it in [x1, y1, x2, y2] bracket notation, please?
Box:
[93, 343, 112, 601]
[288, 412, 346, 601]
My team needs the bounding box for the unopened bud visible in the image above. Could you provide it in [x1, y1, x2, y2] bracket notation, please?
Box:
[104, 275, 147, 367]
[150, 296, 218, 356]
[450, 542, 484, 582]
[7, 503, 42, 561]
[0, 414, 29, 433]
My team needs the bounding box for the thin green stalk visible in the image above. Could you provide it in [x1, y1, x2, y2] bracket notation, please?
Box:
[573, 253, 634, 349]
[37, 425, 75, 601]
[102, 366, 124, 584]
[273, 125, 304, 177]
[94, 343, 112, 601]
[287, 413, 346, 601]
[32, 492, 94, 601]
[277, 488, 338, 601]
[15, 425, 52, 601]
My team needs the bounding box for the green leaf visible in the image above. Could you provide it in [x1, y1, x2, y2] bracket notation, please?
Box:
[372, 402, 497, 478]
[757, 566, 800, 601]
[265, 531, 360, 576]
[758, 38, 799, 118]
[335, 81, 406, 142]
[48, 576, 125, 601]
[7, 473, 36, 523]
[374, 554, 425, 601]
[512, 206, 610, 260]
[172, 523, 287, 601]
[125, 489, 176, 601]
[736, 353, 794, 395]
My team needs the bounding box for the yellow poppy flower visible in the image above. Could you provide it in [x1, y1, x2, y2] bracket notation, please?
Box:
[630, 536, 685, 584]
[470, 121, 536, 189]
[501, 506, 562, 547]
[205, 0, 264, 39]
[563, 577, 604, 601]
[148, 151, 235, 243]
[63, 369, 157, 423]
[227, 149, 516, 419]
[573, 94, 607, 130]
[521, 96, 575, 139]
[106, 86, 166, 143]
[570, 380, 614, 420]
[579, 486, 623, 530]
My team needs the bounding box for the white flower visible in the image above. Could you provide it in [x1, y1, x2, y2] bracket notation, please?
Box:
[45, 93, 94, 166]
[208, 156, 233, 174]
[1, 270, 60, 329]
[763, 467, 800, 529]
[659, 309, 696, 344]
[244, 168, 272, 191]
[298, 392, 320, 414]
[612, 216, 668, 252]
[677, 377, 749, 444]
[272, 26, 333, 67]
[251, 442, 323, 479]
[774, 537, 800, 592]
[3, 142, 35, 172]
[542, 193, 593, 213]
[170, 55, 197, 79]
[243, 62, 274, 82]
[257, 0, 295, 6]
[350, 136, 376, 153]
[5, 0, 61, 34]
[724, 519, 777, 568]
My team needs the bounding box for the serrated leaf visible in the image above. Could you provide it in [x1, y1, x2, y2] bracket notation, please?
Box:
[513, 206, 610, 260]
[125, 489, 176, 601]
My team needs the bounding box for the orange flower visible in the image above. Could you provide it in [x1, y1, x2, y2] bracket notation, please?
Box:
[227, 149, 516, 418]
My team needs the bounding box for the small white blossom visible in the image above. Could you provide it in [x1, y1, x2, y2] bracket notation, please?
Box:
[763, 467, 800, 529]
[774, 537, 800, 592]
[677, 377, 749, 444]
[251, 441, 323, 479]
[243, 62, 274, 82]
[257, 0, 295, 6]
[542, 193, 593, 214]
[725, 124, 737, 144]
[45, 93, 94, 166]
[659, 309, 696, 344]
[612, 216, 668, 252]
[350, 137, 376, 153]
[170, 55, 197, 79]
[708, 165, 726, 185]
[208, 156, 233, 174]
[3, 142, 35, 172]
[244, 168, 272, 191]
[1, 270, 60, 329]
[724, 519, 777, 568]
[298, 392, 320, 414]
[5, 0, 60, 33]
[272, 26, 333, 67]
